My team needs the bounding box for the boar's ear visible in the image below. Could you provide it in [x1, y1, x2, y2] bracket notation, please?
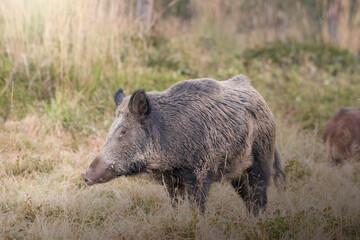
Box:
[128, 89, 150, 122]
[114, 88, 125, 107]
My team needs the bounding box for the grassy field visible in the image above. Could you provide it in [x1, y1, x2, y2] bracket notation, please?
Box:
[1, 0, 360, 239]
[1, 114, 360, 239]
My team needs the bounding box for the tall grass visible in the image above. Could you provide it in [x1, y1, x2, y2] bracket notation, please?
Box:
[1, 0, 135, 70]
[0, 0, 359, 123]
[0, 0, 137, 96]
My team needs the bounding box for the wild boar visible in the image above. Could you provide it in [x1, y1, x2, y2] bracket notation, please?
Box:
[323, 107, 360, 165]
[82, 74, 285, 215]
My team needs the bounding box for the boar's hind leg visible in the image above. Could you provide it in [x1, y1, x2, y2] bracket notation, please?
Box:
[231, 165, 269, 216]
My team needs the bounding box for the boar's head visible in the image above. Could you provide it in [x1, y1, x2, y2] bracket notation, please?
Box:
[82, 88, 151, 186]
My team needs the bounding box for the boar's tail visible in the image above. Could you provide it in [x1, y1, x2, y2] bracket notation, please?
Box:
[273, 149, 286, 191]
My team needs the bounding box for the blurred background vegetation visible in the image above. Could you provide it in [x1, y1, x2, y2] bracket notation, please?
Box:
[0, 0, 359, 134]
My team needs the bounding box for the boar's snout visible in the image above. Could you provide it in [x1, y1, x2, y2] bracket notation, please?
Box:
[81, 172, 94, 186]
[82, 156, 117, 186]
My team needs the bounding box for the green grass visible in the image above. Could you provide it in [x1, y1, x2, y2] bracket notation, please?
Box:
[243, 41, 360, 129]
[2, 40, 359, 133]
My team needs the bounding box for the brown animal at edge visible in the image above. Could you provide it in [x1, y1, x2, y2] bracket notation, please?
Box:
[82, 74, 286, 215]
[323, 107, 360, 165]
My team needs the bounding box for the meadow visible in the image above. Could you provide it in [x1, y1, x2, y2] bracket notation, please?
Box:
[1, 0, 360, 239]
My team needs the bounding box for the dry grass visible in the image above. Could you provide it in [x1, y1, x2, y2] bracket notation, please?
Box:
[1, 115, 359, 239]
[1, 0, 359, 77]
[0, 0, 140, 95]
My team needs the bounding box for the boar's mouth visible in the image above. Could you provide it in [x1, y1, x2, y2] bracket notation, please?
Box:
[81, 168, 116, 186]
[81, 168, 117, 186]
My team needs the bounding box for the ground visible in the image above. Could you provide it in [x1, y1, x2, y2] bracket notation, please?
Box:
[1, 115, 359, 239]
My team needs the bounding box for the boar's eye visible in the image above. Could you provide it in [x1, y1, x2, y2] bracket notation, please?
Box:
[118, 128, 128, 139]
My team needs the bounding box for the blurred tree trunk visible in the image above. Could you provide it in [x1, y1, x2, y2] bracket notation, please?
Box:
[326, 0, 341, 44]
[137, 0, 153, 33]
[321, 0, 360, 53]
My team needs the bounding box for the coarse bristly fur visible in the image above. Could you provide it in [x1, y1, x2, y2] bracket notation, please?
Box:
[323, 107, 360, 165]
[82, 74, 286, 215]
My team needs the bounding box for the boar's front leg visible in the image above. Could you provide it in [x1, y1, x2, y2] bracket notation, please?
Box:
[184, 171, 211, 213]
[162, 172, 186, 207]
